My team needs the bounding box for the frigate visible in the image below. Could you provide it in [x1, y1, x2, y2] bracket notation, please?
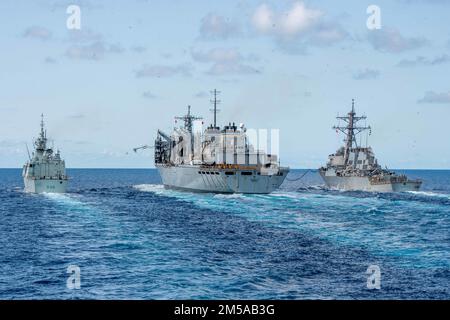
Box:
[137, 90, 289, 193]
[319, 100, 422, 192]
[22, 115, 68, 193]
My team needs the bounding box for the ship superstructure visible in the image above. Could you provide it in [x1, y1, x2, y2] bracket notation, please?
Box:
[153, 90, 289, 193]
[319, 100, 422, 192]
[22, 115, 68, 193]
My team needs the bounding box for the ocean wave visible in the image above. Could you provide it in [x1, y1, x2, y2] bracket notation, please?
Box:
[407, 191, 450, 199]
[294, 185, 326, 192]
[133, 184, 165, 193]
[213, 193, 246, 200]
[3, 169, 449, 299]
[132, 182, 450, 269]
[42, 192, 95, 214]
[43, 192, 82, 203]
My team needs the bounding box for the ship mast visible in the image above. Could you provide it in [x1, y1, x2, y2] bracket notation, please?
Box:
[40, 113, 46, 140]
[175, 105, 202, 134]
[35, 113, 47, 151]
[333, 99, 371, 166]
[175, 105, 203, 159]
[209, 89, 221, 129]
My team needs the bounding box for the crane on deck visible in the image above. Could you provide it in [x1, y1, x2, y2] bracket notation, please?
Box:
[133, 145, 154, 153]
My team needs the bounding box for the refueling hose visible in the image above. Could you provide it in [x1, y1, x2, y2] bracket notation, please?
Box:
[285, 169, 313, 182]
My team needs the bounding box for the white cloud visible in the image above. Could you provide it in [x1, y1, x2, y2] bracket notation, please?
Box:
[207, 63, 259, 76]
[23, 26, 52, 40]
[131, 46, 147, 53]
[192, 48, 241, 63]
[353, 68, 380, 80]
[191, 48, 260, 76]
[67, 113, 86, 120]
[142, 91, 157, 99]
[65, 41, 124, 60]
[308, 21, 348, 45]
[397, 54, 450, 67]
[368, 27, 427, 53]
[64, 29, 125, 60]
[253, 2, 322, 37]
[418, 91, 450, 104]
[199, 13, 240, 40]
[108, 43, 125, 54]
[44, 56, 57, 64]
[66, 42, 105, 60]
[135, 64, 192, 78]
[251, 2, 347, 53]
[66, 29, 103, 43]
[194, 91, 209, 98]
[279, 2, 323, 36]
[252, 4, 274, 33]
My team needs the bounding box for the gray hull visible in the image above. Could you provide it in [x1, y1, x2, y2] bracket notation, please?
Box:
[24, 178, 68, 193]
[319, 172, 421, 192]
[157, 164, 288, 194]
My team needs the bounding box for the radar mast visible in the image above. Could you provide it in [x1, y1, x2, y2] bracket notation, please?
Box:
[209, 89, 221, 129]
[35, 113, 47, 151]
[333, 99, 371, 166]
[175, 105, 203, 134]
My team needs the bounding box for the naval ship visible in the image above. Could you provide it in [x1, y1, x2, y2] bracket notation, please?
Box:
[22, 115, 68, 193]
[144, 90, 289, 193]
[319, 100, 422, 192]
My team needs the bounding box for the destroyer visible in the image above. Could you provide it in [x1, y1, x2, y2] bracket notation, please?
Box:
[22, 115, 68, 193]
[138, 90, 289, 193]
[319, 100, 421, 192]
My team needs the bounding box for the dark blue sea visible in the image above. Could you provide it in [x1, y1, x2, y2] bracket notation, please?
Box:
[0, 168, 449, 299]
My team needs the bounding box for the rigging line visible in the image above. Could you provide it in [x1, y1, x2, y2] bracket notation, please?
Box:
[286, 169, 313, 182]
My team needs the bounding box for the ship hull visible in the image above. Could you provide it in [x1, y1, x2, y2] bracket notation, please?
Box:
[24, 178, 68, 193]
[157, 164, 288, 194]
[319, 171, 421, 192]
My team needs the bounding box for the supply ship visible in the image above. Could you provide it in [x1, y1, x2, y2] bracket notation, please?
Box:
[141, 90, 289, 193]
[22, 115, 68, 193]
[319, 100, 422, 192]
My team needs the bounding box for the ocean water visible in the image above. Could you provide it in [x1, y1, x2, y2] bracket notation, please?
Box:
[0, 168, 449, 299]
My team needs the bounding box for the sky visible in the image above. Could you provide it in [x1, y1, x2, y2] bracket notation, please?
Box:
[0, 0, 449, 168]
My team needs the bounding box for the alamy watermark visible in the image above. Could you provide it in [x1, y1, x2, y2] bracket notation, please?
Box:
[66, 5, 81, 30]
[366, 264, 381, 290]
[66, 264, 81, 289]
[367, 5, 382, 30]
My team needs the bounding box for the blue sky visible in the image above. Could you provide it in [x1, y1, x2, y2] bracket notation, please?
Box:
[0, 0, 449, 168]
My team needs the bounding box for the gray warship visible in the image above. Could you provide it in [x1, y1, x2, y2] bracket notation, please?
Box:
[22, 115, 68, 193]
[319, 100, 422, 192]
[141, 90, 289, 193]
